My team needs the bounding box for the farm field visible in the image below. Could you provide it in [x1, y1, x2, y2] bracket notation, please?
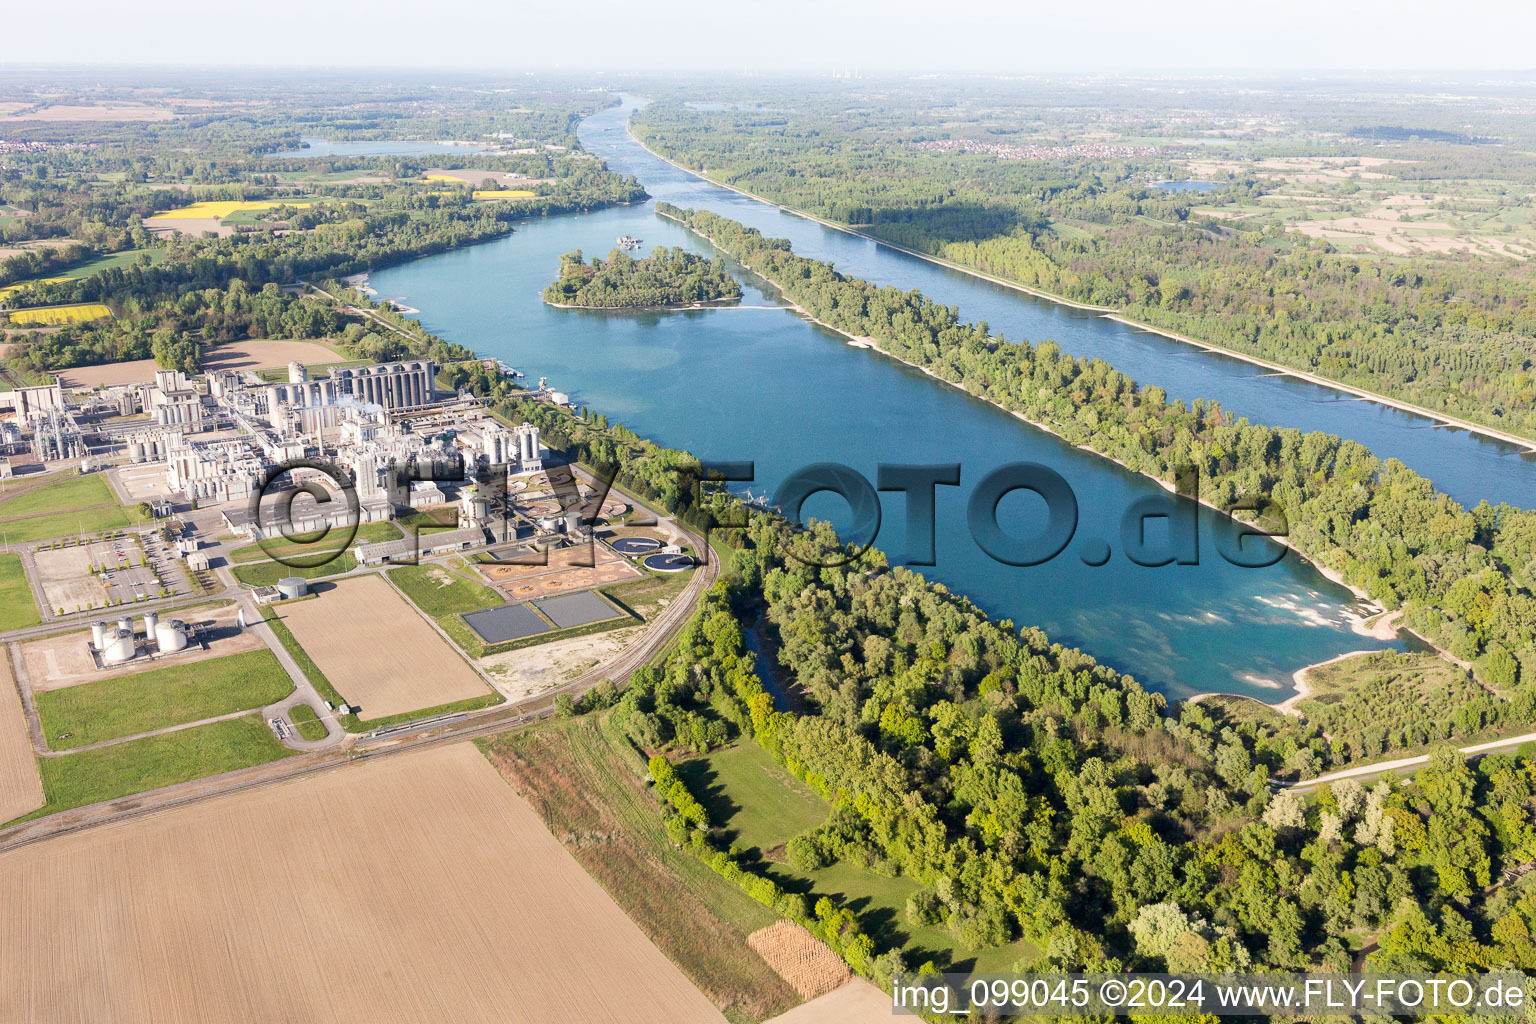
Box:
[0, 743, 727, 1023]
[271, 576, 489, 721]
[480, 715, 799, 1022]
[23, 714, 293, 822]
[34, 648, 294, 750]
[0, 655, 44, 824]
[0, 555, 42, 632]
[144, 200, 318, 221]
[761, 981, 891, 1024]
[4, 303, 113, 325]
[56, 339, 347, 388]
[0, 249, 164, 301]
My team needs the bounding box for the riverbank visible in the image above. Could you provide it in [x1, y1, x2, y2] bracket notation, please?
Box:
[630, 122, 1536, 453]
[660, 209, 1442, 708]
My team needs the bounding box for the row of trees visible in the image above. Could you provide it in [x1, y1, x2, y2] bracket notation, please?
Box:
[474, 338, 1536, 975]
[634, 101, 1536, 441]
[618, 507, 1536, 976]
[659, 204, 1536, 702]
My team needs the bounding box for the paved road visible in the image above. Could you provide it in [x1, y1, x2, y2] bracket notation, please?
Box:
[1286, 730, 1536, 792]
[0, 493, 716, 852]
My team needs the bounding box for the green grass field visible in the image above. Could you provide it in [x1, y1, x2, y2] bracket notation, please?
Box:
[229, 520, 399, 564]
[232, 552, 357, 587]
[678, 739, 827, 854]
[601, 570, 695, 621]
[387, 563, 503, 617]
[54, 248, 164, 280]
[694, 739, 1037, 973]
[13, 715, 294, 825]
[287, 703, 329, 741]
[3, 504, 141, 545]
[0, 472, 116, 520]
[35, 649, 295, 750]
[477, 715, 797, 1022]
[0, 553, 42, 631]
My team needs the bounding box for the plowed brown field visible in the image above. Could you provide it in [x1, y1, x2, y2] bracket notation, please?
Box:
[273, 576, 488, 720]
[0, 743, 724, 1023]
[0, 654, 42, 823]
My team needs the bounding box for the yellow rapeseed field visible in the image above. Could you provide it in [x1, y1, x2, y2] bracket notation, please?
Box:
[0, 277, 64, 300]
[145, 200, 315, 222]
[6, 302, 113, 325]
[473, 189, 538, 199]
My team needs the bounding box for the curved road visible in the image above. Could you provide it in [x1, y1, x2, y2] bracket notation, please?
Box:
[0, 498, 715, 853]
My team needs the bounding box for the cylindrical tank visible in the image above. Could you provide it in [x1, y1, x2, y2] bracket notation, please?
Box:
[277, 577, 309, 600]
[117, 615, 133, 634]
[91, 621, 109, 650]
[103, 628, 136, 665]
[128, 442, 144, 463]
[143, 611, 158, 637]
[155, 620, 188, 653]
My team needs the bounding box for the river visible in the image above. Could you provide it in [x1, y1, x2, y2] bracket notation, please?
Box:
[360, 96, 1536, 703]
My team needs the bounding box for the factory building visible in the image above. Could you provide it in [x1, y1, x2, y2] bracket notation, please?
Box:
[143, 370, 206, 432]
[477, 421, 543, 475]
[0, 380, 66, 421]
[329, 360, 435, 413]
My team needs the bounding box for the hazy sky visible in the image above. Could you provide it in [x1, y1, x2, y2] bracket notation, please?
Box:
[9, 0, 1536, 73]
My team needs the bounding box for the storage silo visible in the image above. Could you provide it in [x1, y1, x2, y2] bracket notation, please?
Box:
[277, 577, 309, 600]
[155, 619, 188, 653]
[91, 621, 109, 650]
[103, 628, 137, 665]
[128, 442, 145, 464]
[117, 615, 134, 635]
[143, 611, 159, 639]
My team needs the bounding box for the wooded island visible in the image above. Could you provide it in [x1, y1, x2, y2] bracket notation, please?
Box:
[542, 246, 741, 308]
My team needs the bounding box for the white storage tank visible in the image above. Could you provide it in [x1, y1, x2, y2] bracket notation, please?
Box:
[277, 577, 309, 600]
[91, 621, 109, 650]
[117, 615, 134, 635]
[103, 628, 136, 665]
[143, 611, 158, 637]
[155, 619, 188, 653]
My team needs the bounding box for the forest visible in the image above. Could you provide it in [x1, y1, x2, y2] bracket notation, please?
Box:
[511, 391, 1536, 978]
[655, 203, 1536, 728]
[633, 94, 1536, 442]
[542, 246, 741, 308]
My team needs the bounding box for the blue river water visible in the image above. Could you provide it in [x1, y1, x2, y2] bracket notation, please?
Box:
[361, 97, 1536, 702]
